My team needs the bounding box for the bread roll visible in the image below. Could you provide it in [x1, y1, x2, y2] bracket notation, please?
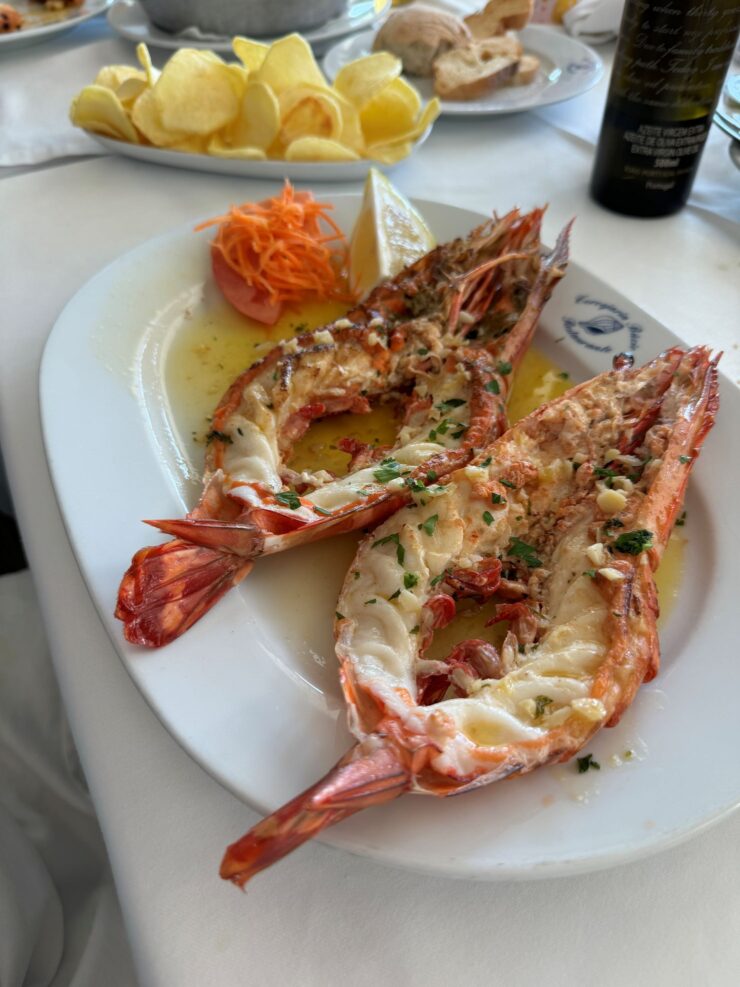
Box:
[512, 54, 540, 86]
[372, 5, 472, 77]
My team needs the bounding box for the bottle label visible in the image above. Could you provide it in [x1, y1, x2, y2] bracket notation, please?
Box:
[614, 1, 740, 115]
[622, 117, 710, 191]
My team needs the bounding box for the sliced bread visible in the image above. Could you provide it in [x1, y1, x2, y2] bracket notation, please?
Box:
[512, 54, 540, 86]
[465, 0, 533, 38]
[433, 41, 520, 100]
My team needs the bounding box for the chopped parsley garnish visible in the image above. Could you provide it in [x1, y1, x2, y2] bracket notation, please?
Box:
[372, 532, 405, 565]
[497, 360, 512, 376]
[419, 514, 439, 536]
[436, 419, 451, 435]
[205, 430, 233, 445]
[675, 510, 687, 527]
[507, 537, 542, 568]
[480, 456, 492, 467]
[485, 379, 501, 395]
[314, 506, 332, 516]
[236, 427, 244, 436]
[451, 425, 467, 440]
[410, 625, 420, 634]
[612, 529, 653, 555]
[438, 398, 466, 410]
[404, 573, 419, 590]
[353, 571, 360, 580]
[583, 569, 597, 579]
[405, 477, 425, 493]
[576, 753, 601, 774]
[594, 466, 618, 485]
[603, 518, 624, 533]
[491, 493, 506, 505]
[364, 599, 377, 605]
[389, 589, 401, 600]
[426, 470, 438, 482]
[417, 347, 429, 356]
[482, 511, 494, 526]
[558, 371, 570, 380]
[335, 612, 344, 620]
[679, 455, 691, 464]
[276, 490, 301, 510]
[534, 695, 553, 718]
[373, 458, 403, 483]
[430, 572, 446, 587]
[500, 479, 516, 489]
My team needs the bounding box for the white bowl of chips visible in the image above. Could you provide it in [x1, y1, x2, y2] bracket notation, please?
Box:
[140, 0, 346, 37]
[69, 36, 441, 172]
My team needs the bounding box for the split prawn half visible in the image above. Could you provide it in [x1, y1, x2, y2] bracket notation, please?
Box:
[220, 346, 719, 887]
[117, 209, 572, 647]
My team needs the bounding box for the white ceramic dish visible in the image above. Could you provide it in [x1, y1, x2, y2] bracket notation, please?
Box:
[0, 0, 111, 49]
[40, 194, 739, 881]
[88, 128, 430, 180]
[108, 0, 391, 54]
[324, 25, 603, 115]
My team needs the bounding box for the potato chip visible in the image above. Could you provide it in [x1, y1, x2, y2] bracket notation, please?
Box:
[154, 49, 240, 135]
[169, 136, 210, 154]
[359, 77, 422, 146]
[333, 52, 401, 110]
[255, 34, 328, 96]
[136, 43, 157, 87]
[331, 90, 365, 154]
[94, 65, 145, 92]
[131, 87, 188, 146]
[70, 85, 140, 144]
[232, 36, 269, 74]
[116, 75, 148, 107]
[207, 136, 267, 160]
[226, 63, 249, 100]
[284, 137, 360, 161]
[366, 139, 413, 165]
[230, 81, 280, 150]
[278, 86, 342, 147]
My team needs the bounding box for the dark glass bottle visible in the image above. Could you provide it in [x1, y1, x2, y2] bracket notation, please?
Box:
[590, 0, 740, 217]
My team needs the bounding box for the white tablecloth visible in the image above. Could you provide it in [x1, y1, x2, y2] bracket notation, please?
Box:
[1, 14, 739, 987]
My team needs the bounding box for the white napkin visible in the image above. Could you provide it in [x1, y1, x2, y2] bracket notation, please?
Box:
[562, 0, 625, 45]
[0, 20, 132, 166]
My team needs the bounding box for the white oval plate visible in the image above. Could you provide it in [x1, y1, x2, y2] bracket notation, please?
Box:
[0, 0, 111, 49]
[108, 0, 391, 54]
[88, 127, 430, 181]
[39, 194, 739, 880]
[324, 25, 603, 115]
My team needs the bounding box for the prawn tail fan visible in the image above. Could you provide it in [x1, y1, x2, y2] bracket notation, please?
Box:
[115, 538, 253, 648]
[219, 741, 411, 888]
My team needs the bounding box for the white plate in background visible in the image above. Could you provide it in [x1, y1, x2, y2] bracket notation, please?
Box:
[324, 25, 603, 115]
[107, 0, 391, 54]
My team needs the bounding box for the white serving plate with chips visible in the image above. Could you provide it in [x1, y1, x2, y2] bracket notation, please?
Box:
[324, 25, 603, 116]
[0, 0, 112, 49]
[88, 127, 431, 180]
[108, 0, 391, 54]
[40, 192, 740, 882]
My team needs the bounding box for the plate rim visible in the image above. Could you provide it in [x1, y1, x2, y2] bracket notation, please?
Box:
[38, 193, 740, 882]
[0, 0, 112, 46]
[323, 24, 604, 116]
[107, 0, 391, 52]
[87, 128, 431, 179]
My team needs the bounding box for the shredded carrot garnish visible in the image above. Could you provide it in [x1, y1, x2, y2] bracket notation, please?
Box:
[195, 181, 355, 306]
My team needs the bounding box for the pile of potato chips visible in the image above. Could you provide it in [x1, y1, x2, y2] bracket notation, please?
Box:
[69, 35, 440, 164]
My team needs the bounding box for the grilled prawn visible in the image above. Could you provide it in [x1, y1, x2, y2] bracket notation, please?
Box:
[117, 209, 571, 647]
[220, 346, 719, 887]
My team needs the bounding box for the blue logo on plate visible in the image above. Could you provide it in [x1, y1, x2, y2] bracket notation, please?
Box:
[563, 295, 642, 353]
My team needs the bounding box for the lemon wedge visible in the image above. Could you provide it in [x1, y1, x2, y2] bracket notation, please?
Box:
[349, 168, 435, 299]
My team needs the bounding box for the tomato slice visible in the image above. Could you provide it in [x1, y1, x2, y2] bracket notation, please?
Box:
[210, 247, 283, 326]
